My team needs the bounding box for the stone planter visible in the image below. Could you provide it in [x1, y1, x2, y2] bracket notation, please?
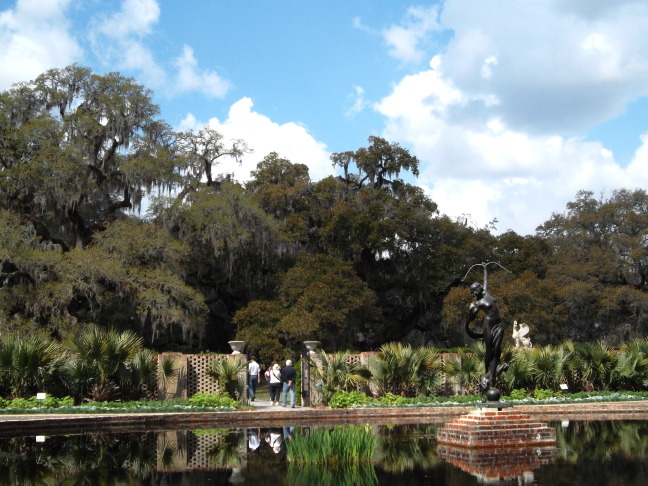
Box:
[303, 340, 321, 355]
[228, 341, 246, 355]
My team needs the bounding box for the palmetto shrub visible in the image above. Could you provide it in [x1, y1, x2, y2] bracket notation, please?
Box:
[568, 341, 617, 391]
[528, 344, 570, 391]
[615, 338, 648, 390]
[64, 326, 158, 402]
[311, 350, 371, 404]
[442, 344, 483, 396]
[370, 342, 441, 397]
[206, 357, 247, 400]
[0, 334, 66, 398]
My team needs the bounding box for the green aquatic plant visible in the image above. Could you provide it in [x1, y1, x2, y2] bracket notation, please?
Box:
[286, 426, 375, 466]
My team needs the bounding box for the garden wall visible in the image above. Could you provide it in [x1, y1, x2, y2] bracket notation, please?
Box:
[157, 352, 248, 401]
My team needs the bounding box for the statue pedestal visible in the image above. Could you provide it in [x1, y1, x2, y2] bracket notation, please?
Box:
[437, 405, 556, 448]
[437, 406, 557, 482]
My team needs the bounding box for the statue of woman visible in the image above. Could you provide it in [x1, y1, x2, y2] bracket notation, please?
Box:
[465, 282, 509, 401]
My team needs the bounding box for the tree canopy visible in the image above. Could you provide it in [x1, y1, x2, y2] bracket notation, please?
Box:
[2, 66, 647, 358]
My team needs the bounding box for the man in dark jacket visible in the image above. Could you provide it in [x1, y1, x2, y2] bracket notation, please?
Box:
[280, 360, 297, 408]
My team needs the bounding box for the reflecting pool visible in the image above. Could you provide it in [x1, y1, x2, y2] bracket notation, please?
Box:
[0, 420, 646, 485]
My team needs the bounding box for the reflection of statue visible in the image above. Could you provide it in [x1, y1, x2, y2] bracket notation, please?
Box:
[465, 282, 508, 401]
[512, 321, 532, 348]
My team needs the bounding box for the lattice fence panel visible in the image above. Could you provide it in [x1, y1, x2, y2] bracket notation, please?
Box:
[188, 355, 222, 395]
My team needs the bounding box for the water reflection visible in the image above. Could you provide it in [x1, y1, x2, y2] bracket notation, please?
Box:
[0, 420, 645, 485]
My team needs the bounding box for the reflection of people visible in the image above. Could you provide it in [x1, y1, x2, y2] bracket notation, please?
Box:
[265, 428, 283, 454]
[248, 428, 261, 452]
[268, 362, 282, 405]
[283, 426, 295, 441]
[281, 360, 297, 408]
[248, 357, 261, 402]
[465, 282, 508, 400]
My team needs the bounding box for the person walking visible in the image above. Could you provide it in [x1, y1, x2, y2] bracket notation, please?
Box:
[281, 359, 297, 408]
[248, 356, 261, 402]
[268, 362, 282, 405]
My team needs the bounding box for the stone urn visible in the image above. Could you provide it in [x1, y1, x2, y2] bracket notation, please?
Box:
[303, 340, 321, 355]
[228, 340, 245, 355]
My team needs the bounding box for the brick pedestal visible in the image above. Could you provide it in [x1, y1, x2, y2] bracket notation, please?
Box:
[437, 406, 556, 448]
[436, 405, 557, 482]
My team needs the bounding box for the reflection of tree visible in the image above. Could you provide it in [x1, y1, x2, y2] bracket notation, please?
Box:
[555, 420, 648, 463]
[0, 432, 159, 486]
[204, 430, 245, 470]
[374, 424, 442, 473]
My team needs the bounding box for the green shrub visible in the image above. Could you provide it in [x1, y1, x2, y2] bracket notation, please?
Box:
[533, 388, 556, 400]
[7, 397, 32, 409]
[378, 392, 406, 405]
[508, 389, 530, 400]
[328, 390, 372, 408]
[187, 392, 238, 408]
[5, 395, 75, 409]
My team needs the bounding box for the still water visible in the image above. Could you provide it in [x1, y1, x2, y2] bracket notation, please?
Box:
[0, 420, 646, 485]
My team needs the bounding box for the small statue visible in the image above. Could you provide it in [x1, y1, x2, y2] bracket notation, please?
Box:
[465, 282, 509, 401]
[512, 321, 532, 348]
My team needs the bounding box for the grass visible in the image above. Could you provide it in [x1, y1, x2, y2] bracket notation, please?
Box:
[286, 426, 375, 465]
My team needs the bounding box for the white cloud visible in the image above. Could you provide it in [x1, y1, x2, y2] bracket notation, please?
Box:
[180, 97, 333, 183]
[376, 54, 648, 235]
[172, 45, 230, 98]
[95, 0, 159, 39]
[382, 5, 441, 64]
[0, 0, 82, 89]
[438, 0, 648, 133]
[89, 0, 230, 99]
[345, 86, 369, 117]
[369, 1, 648, 234]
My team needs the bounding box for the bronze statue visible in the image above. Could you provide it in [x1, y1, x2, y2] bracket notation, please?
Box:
[465, 282, 509, 401]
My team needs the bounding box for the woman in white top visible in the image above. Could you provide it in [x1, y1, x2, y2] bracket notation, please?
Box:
[268, 362, 282, 405]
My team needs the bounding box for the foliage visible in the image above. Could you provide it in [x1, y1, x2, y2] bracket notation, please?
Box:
[528, 344, 570, 390]
[507, 388, 530, 400]
[533, 388, 561, 400]
[186, 392, 239, 409]
[310, 350, 371, 404]
[442, 344, 484, 395]
[377, 392, 406, 405]
[328, 390, 373, 409]
[3, 66, 648, 357]
[568, 341, 617, 391]
[2, 395, 74, 410]
[64, 326, 158, 401]
[235, 253, 379, 361]
[615, 338, 648, 390]
[205, 357, 247, 400]
[286, 426, 375, 465]
[0, 334, 66, 398]
[370, 342, 441, 397]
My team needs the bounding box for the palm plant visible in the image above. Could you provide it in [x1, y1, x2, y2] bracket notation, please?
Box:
[0, 334, 66, 398]
[498, 347, 534, 394]
[370, 343, 441, 397]
[528, 344, 570, 391]
[568, 341, 617, 391]
[615, 337, 648, 390]
[442, 344, 483, 395]
[206, 357, 247, 399]
[65, 326, 150, 401]
[310, 350, 371, 404]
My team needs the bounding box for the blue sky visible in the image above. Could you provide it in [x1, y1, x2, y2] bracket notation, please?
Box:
[2, 0, 648, 235]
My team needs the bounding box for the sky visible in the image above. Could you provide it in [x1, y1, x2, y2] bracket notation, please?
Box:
[2, 0, 648, 235]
